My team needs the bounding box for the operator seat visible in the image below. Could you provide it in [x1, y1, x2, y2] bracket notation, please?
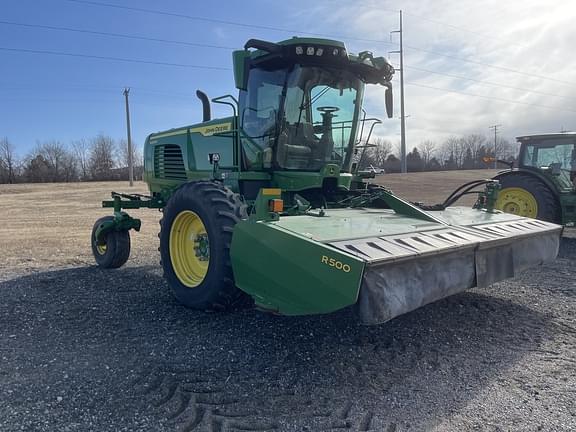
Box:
[276, 123, 317, 169]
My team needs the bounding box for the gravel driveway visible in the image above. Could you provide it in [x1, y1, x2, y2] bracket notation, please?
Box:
[1, 235, 575, 431]
[1, 178, 575, 431]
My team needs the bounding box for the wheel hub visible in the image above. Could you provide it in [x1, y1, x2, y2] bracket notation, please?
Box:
[169, 210, 210, 288]
[194, 233, 210, 261]
[496, 187, 538, 218]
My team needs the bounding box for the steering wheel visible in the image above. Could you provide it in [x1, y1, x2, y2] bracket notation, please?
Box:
[316, 106, 340, 114]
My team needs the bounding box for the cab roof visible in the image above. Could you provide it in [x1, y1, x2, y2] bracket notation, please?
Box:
[517, 132, 576, 141]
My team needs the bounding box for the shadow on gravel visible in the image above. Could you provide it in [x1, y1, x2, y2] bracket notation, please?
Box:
[559, 235, 576, 259]
[0, 265, 555, 431]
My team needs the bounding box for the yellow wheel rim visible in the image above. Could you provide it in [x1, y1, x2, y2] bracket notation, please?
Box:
[495, 187, 538, 218]
[169, 210, 210, 288]
[96, 243, 107, 255]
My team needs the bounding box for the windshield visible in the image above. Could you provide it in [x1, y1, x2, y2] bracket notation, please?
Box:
[239, 68, 286, 169]
[239, 65, 363, 171]
[522, 138, 576, 188]
[279, 66, 362, 170]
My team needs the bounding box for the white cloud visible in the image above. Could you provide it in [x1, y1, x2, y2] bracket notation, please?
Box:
[306, 0, 576, 147]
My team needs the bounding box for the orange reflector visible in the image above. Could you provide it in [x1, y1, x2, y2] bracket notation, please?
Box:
[269, 199, 284, 213]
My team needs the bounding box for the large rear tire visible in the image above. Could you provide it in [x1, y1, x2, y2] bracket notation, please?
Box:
[159, 181, 248, 310]
[495, 173, 560, 223]
[91, 216, 131, 268]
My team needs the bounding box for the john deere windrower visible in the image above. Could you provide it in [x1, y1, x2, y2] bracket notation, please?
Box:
[91, 38, 561, 324]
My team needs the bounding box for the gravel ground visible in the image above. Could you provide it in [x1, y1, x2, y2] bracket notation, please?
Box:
[1, 177, 575, 431]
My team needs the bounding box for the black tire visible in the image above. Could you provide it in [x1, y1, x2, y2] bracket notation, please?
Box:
[496, 173, 560, 223]
[159, 181, 248, 310]
[91, 216, 131, 268]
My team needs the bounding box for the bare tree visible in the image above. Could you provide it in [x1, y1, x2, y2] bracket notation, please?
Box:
[72, 139, 91, 180]
[496, 137, 517, 160]
[24, 141, 78, 182]
[440, 136, 466, 169]
[36, 141, 70, 182]
[89, 135, 116, 180]
[370, 138, 392, 167]
[357, 138, 392, 170]
[462, 134, 486, 158]
[0, 137, 18, 184]
[418, 139, 437, 167]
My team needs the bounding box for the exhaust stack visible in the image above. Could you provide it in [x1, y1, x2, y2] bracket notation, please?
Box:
[196, 90, 211, 122]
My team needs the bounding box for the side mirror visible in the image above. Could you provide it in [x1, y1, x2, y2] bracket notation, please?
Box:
[233, 50, 250, 91]
[384, 83, 393, 119]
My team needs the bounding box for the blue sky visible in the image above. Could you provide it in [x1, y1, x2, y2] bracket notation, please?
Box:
[2, 0, 341, 154]
[2, 0, 575, 157]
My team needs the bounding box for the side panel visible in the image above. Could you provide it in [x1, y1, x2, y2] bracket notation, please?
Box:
[188, 121, 235, 174]
[145, 118, 236, 194]
[230, 220, 365, 315]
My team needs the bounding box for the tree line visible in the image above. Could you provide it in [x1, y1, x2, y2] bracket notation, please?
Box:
[0, 135, 143, 184]
[1, 132, 518, 184]
[357, 133, 517, 173]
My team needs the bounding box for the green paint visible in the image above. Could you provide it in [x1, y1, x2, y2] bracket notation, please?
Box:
[231, 219, 364, 315]
[96, 37, 562, 319]
[251, 188, 282, 222]
[497, 133, 576, 225]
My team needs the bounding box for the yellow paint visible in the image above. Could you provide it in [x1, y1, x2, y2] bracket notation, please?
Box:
[96, 243, 107, 255]
[151, 123, 231, 140]
[169, 210, 210, 288]
[262, 188, 282, 196]
[495, 187, 538, 218]
[151, 129, 187, 139]
[321, 255, 351, 273]
[189, 123, 232, 136]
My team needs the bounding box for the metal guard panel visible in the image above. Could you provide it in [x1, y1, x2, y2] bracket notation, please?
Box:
[353, 218, 560, 325]
[328, 218, 561, 265]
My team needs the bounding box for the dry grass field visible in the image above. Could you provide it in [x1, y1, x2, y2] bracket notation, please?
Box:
[0, 169, 499, 276]
[1, 170, 575, 432]
[0, 181, 155, 276]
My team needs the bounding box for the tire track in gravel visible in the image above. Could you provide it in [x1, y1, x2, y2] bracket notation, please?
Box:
[2, 248, 575, 431]
[127, 361, 402, 431]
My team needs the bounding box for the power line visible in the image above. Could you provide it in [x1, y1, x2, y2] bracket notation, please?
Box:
[0, 20, 236, 50]
[405, 81, 576, 113]
[405, 65, 576, 101]
[62, 0, 576, 89]
[3, 45, 575, 115]
[403, 45, 576, 88]
[0, 46, 231, 70]
[63, 0, 397, 46]
[354, 2, 529, 49]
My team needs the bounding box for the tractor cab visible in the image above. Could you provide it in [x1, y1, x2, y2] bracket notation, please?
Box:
[234, 38, 394, 176]
[517, 133, 576, 191]
[494, 132, 576, 224]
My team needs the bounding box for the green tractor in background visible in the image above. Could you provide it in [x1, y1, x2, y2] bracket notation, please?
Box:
[90, 37, 561, 325]
[494, 133, 576, 225]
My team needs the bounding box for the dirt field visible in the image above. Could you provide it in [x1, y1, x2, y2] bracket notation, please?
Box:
[0, 170, 499, 276]
[1, 171, 575, 431]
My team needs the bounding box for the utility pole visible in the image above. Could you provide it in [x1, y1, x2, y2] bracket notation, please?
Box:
[123, 88, 134, 186]
[489, 124, 501, 169]
[391, 10, 407, 173]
